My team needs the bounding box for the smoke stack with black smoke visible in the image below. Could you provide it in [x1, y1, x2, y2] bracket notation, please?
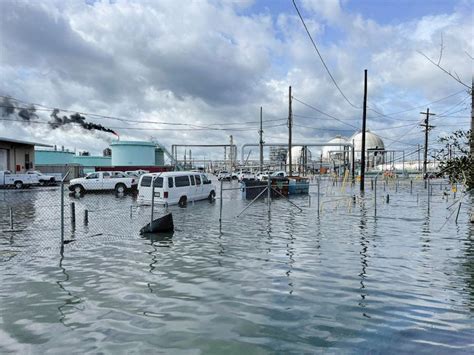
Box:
[1, 97, 38, 121]
[49, 109, 119, 138]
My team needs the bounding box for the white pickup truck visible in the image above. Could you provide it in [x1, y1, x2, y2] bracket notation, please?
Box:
[0, 170, 39, 189]
[27, 170, 57, 186]
[68, 171, 138, 194]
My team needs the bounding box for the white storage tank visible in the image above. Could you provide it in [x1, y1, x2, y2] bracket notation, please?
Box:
[110, 141, 156, 166]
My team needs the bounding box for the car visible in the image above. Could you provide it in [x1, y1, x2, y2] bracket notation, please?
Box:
[137, 171, 216, 206]
[217, 171, 231, 181]
[238, 170, 256, 181]
[257, 171, 270, 181]
[68, 171, 138, 194]
[26, 170, 57, 186]
[271, 171, 287, 178]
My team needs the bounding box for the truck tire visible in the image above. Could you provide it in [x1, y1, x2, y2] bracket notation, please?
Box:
[208, 190, 216, 201]
[14, 181, 23, 189]
[178, 196, 187, 208]
[115, 183, 126, 194]
[72, 185, 84, 194]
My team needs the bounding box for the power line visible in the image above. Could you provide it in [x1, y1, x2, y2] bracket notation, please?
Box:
[366, 89, 468, 119]
[0, 117, 288, 132]
[0, 95, 287, 128]
[292, 0, 360, 110]
[291, 96, 359, 129]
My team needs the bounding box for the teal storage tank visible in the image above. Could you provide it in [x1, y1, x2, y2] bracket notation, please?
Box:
[155, 147, 165, 166]
[111, 141, 156, 166]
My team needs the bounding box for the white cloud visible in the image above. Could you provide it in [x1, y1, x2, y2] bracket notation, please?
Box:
[0, 0, 471, 160]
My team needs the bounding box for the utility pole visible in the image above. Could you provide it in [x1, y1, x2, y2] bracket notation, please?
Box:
[288, 86, 293, 176]
[259, 107, 264, 172]
[360, 69, 367, 192]
[420, 108, 436, 184]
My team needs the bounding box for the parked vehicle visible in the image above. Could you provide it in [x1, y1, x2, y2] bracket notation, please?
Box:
[257, 171, 270, 181]
[217, 171, 231, 181]
[68, 171, 138, 194]
[238, 170, 256, 181]
[271, 170, 287, 178]
[0, 170, 39, 189]
[231, 171, 239, 180]
[138, 171, 215, 206]
[27, 170, 57, 186]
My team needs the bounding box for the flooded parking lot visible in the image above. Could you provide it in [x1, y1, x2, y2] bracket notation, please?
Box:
[1, 178, 473, 353]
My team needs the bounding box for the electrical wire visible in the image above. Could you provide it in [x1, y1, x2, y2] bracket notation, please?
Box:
[291, 96, 359, 129]
[292, 0, 361, 110]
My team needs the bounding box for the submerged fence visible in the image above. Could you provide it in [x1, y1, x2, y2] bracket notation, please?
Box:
[0, 174, 470, 262]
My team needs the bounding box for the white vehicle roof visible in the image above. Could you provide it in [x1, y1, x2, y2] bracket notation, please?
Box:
[142, 171, 208, 178]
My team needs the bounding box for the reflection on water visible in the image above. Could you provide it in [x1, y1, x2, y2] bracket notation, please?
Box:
[0, 181, 473, 353]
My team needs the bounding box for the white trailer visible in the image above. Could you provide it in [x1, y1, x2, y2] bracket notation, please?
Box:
[0, 170, 39, 189]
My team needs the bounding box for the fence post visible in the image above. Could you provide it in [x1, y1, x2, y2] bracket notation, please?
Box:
[219, 179, 223, 225]
[70, 202, 75, 229]
[455, 202, 462, 224]
[84, 209, 89, 225]
[151, 177, 155, 229]
[267, 176, 271, 213]
[427, 178, 430, 214]
[9, 207, 13, 230]
[60, 179, 65, 245]
[130, 205, 133, 219]
[374, 177, 377, 217]
[317, 176, 320, 217]
[410, 179, 413, 194]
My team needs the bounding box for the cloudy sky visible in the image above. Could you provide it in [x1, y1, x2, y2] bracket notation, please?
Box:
[0, 0, 472, 161]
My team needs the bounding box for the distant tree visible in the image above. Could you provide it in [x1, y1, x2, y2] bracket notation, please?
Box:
[432, 129, 473, 189]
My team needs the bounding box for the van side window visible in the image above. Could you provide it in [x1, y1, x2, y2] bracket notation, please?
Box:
[175, 176, 190, 187]
[154, 177, 163, 188]
[190, 175, 195, 185]
[141, 176, 152, 186]
[201, 174, 209, 184]
[168, 177, 174, 188]
[195, 175, 201, 185]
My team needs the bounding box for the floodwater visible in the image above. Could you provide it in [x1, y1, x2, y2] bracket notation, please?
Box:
[0, 178, 473, 354]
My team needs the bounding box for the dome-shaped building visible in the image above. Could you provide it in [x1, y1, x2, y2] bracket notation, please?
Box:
[322, 136, 348, 161]
[286, 146, 312, 166]
[349, 130, 385, 167]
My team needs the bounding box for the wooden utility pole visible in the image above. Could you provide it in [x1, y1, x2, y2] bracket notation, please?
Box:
[360, 69, 367, 192]
[420, 108, 436, 182]
[288, 86, 293, 176]
[259, 107, 264, 172]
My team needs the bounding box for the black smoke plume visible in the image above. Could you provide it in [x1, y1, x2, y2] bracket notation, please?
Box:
[1, 97, 17, 117]
[1, 97, 38, 121]
[18, 105, 38, 121]
[49, 109, 118, 137]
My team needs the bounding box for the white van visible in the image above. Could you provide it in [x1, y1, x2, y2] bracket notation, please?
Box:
[138, 172, 216, 206]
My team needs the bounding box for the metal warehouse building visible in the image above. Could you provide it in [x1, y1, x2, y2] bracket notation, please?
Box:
[0, 137, 51, 172]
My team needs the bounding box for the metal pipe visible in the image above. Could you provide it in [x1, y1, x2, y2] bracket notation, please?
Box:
[9, 207, 13, 230]
[84, 210, 88, 225]
[241, 142, 354, 164]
